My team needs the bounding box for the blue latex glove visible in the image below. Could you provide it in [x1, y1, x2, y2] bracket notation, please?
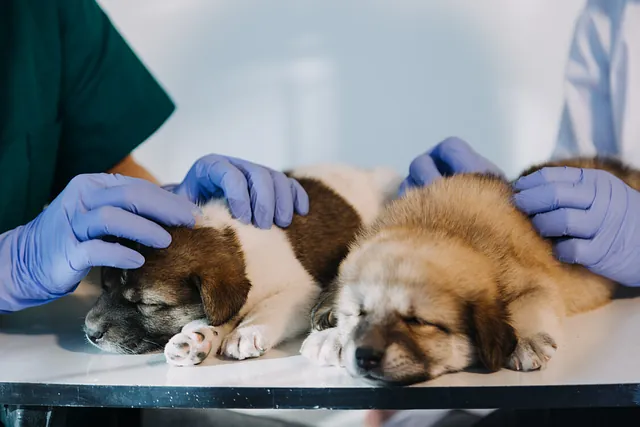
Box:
[513, 166, 640, 287]
[399, 137, 504, 195]
[0, 173, 201, 313]
[168, 154, 309, 229]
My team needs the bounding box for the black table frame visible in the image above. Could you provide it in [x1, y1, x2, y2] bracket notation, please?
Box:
[3, 382, 640, 426]
[3, 382, 640, 410]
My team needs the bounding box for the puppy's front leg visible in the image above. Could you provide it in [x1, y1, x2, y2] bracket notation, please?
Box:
[220, 287, 317, 360]
[505, 285, 564, 372]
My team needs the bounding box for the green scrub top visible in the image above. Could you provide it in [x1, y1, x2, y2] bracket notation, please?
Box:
[0, 0, 175, 234]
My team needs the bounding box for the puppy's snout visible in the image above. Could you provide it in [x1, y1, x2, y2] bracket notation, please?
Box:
[86, 327, 105, 343]
[355, 346, 384, 371]
[84, 316, 108, 344]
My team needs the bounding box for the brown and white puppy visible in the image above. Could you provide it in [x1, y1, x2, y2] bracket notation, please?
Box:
[301, 156, 639, 386]
[83, 163, 402, 364]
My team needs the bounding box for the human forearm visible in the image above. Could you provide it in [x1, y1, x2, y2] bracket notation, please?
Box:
[551, 1, 615, 160]
[107, 154, 159, 185]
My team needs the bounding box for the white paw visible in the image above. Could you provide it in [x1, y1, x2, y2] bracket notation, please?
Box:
[220, 325, 269, 360]
[164, 320, 221, 366]
[300, 328, 343, 367]
[506, 332, 557, 372]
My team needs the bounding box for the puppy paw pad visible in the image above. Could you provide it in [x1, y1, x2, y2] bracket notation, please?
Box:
[507, 333, 557, 372]
[164, 323, 220, 367]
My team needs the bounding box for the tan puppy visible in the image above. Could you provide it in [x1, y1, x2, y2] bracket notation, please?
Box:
[301, 157, 638, 386]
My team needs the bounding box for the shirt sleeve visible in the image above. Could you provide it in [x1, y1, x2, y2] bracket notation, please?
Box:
[551, 0, 623, 160]
[52, 0, 175, 196]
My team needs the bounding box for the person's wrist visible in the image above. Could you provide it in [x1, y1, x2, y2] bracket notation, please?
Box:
[161, 183, 178, 192]
[11, 220, 70, 301]
[0, 225, 54, 312]
[0, 227, 23, 312]
[586, 180, 640, 287]
[622, 186, 640, 286]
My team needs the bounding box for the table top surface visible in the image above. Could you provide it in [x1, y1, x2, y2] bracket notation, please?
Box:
[3, 277, 640, 410]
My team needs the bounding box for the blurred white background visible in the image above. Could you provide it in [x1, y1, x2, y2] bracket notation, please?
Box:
[98, 0, 587, 184]
[97, 2, 587, 425]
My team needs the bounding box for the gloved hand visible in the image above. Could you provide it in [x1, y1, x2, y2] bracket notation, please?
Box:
[399, 137, 504, 195]
[167, 154, 309, 229]
[0, 173, 201, 313]
[513, 166, 640, 287]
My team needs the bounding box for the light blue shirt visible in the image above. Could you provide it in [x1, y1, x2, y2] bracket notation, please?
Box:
[553, 0, 640, 165]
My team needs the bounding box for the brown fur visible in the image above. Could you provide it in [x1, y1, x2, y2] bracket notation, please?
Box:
[305, 156, 634, 386]
[520, 156, 640, 191]
[85, 174, 367, 354]
[281, 176, 363, 287]
[102, 226, 250, 327]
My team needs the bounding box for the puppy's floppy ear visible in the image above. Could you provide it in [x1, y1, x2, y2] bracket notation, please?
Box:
[466, 299, 517, 371]
[187, 272, 252, 326]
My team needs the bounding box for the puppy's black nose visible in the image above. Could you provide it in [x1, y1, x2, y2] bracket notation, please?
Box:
[355, 346, 383, 371]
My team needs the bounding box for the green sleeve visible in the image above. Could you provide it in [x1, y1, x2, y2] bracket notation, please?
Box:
[52, 0, 175, 196]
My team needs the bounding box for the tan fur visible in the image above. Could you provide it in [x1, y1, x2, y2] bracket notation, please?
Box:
[304, 156, 636, 386]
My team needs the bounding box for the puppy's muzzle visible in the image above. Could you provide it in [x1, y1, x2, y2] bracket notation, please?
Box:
[350, 320, 388, 375]
[84, 318, 108, 345]
[355, 346, 384, 371]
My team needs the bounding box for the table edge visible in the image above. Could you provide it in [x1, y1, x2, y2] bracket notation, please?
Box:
[2, 383, 640, 410]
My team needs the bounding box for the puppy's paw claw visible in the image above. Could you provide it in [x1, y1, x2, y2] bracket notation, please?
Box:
[300, 328, 343, 367]
[164, 321, 220, 367]
[507, 332, 557, 372]
[221, 326, 269, 360]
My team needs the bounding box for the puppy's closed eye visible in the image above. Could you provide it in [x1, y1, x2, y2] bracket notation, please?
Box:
[137, 303, 168, 316]
[123, 288, 170, 308]
[339, 307, 366, 318]
[402, 316, 451, 334]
